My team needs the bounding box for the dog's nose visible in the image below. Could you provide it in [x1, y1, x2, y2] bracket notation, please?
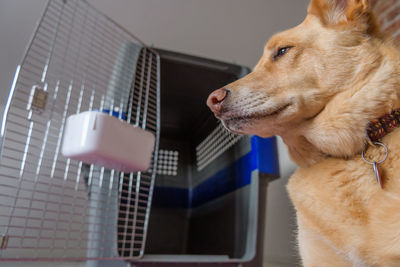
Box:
[207, 88, 230, 114]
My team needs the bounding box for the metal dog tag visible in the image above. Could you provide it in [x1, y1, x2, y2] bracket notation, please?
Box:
[362, 142, 388, 189]
[373, 162, 383, 188]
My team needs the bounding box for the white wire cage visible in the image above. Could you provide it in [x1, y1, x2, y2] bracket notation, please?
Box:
[0, 0, 160, 261]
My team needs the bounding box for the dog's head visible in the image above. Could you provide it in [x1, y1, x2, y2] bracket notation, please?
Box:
[207, 0, 396, 162]
[208, 0, 381, 137]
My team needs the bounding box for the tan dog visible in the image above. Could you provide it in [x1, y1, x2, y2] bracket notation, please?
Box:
[207, 0, 400, 266]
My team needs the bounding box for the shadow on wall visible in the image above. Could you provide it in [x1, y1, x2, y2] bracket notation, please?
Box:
[262, 136, 299, 266]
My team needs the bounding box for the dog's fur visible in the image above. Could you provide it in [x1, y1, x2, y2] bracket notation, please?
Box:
[207, 0, 400, 265]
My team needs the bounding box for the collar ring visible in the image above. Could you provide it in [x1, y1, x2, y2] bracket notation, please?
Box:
[361, 141, 389, 165]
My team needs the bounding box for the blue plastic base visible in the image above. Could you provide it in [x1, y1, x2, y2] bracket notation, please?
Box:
[152, 136, 279, 209]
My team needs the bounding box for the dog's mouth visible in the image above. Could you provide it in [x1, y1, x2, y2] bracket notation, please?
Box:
[220, 103, 291, 133]
[223, 102, 291, 122]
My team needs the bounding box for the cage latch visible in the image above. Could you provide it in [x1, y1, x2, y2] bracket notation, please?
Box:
[0, 235, 9, 249]
[27, 84, 48, 112]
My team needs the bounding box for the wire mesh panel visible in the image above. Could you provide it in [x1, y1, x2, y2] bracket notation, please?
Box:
[0, 0, 160, 261]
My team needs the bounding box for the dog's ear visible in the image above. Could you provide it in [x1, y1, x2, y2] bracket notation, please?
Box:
[308, 0, 380, 36]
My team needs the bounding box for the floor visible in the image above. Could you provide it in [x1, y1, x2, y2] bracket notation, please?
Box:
[0, 262, 292, 267]
[0, 262, 86, 267]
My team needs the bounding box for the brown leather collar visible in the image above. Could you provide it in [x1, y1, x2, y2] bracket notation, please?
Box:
[367, 108, 400, 142]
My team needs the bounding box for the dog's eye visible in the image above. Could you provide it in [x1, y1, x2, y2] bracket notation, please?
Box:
[273, 46, 293, 61]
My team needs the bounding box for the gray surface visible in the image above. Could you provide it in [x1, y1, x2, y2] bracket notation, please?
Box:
[141, 171, 260, 264]
[0, 0, 48, 105]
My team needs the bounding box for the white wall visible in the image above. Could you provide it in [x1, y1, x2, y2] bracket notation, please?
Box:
[0, 0, 48, 102]
[0, 0, 309, 265]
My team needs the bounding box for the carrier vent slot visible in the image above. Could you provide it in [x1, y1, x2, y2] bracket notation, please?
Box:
[156, 149, 179, 176]
[196, 123, 242, 171]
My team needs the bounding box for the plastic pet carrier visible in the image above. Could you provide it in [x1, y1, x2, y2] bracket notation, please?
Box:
[0, 0, 280, 266]
[135, 49, 280, 267]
